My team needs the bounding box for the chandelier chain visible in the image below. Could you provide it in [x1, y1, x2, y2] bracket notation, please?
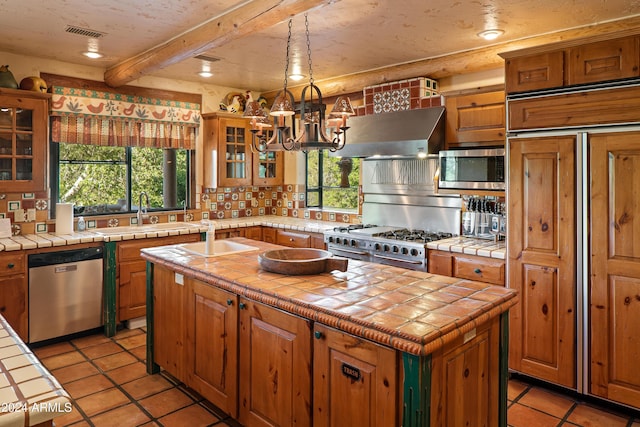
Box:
[305, 14, 314, 86]
[283, 18, 293, 90]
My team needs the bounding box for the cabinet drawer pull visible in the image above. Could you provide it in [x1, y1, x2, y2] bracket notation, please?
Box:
[239, 302, 246, 310]
[289, 238, 294, 242]
[314, 331, 323, 339]
[226, 299, 233, 306]
[7, 263, 14, 269]
[474, 268, 482, 274]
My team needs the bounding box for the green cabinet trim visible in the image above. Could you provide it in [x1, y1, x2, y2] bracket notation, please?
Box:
[103, 241, 117, 337]
[402, 353, 431, 427]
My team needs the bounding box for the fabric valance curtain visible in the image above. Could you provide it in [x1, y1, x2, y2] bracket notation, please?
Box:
[50, 86, 201, 149]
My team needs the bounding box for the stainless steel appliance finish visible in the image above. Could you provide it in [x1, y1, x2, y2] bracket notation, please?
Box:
[28, 246, 104, 343]
[438, 147, 505, 191]
[361, 157, 461, 232]
[325, 225, 454, 271]
[330, 107, 445, 158]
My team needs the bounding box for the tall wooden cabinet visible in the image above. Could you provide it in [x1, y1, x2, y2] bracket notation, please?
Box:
[203, 112, 283, 188]
[589, 131, 640, 408]
[0, 88, 50, 192]
[507, 136, 577, 388]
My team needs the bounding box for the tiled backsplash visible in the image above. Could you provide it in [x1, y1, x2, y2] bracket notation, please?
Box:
[356, 77, 441, 116]
[0, 184, 361, 235]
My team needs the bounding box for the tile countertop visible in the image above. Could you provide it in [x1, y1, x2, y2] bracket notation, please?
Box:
[0, 216, 339, 252]
[427, 237, 506, 260]
[0, 316, 72, 427]
[141, 238, 518, 356]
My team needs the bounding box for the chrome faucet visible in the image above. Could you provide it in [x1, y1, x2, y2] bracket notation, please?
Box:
[137, 192, 150, 225]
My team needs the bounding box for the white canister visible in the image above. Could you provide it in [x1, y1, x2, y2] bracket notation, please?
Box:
[55, 203, 74, 235]
[205, 224, 216, 254]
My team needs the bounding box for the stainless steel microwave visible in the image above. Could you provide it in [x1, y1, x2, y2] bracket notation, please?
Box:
[438, 148, 505, 191]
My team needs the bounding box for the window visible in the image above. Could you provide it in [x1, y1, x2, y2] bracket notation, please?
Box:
[51, 142, 192, 215]
[306, 150, 359, 210]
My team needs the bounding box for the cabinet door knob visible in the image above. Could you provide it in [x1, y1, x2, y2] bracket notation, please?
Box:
[289, 238, 294, 242]
[474, 268, 482, 274]
[7, 263, 14, 269]
[239, 302, 246, 310]
[226, 299, 233, 306]
[314, 331, 323, 339]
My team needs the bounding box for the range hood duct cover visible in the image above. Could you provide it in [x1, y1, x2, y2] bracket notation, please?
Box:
[332, 107, 445, 158]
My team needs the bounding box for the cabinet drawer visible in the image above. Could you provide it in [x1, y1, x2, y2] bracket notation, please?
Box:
[454, 256, 505, 285]
[262, 227, 277, 243]
[0, 252, 25, 276]
[276, 230, 310, 248]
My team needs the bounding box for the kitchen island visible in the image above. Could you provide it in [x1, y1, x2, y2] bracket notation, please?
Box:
[141, 238, 518, 427]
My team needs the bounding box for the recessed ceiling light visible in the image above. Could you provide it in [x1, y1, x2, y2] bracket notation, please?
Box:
[83, 51, 103, 59]
[289, 73, 305, 81]
[477, 29, 504, 41]
[198, 71, 213, 78]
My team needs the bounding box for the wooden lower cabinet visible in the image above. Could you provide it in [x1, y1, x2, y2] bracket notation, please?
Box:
[116, 234, 200, 322]
[185, 278, 238, 417]
[0, 251, 27, 341]
[313, 324, 399, 427]
[430, 315, 502, 427]
[152, 265, 186, 381]
[238, 298, 312, 427]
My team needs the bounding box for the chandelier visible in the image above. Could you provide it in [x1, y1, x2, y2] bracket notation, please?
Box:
[243, 14, 354, 153]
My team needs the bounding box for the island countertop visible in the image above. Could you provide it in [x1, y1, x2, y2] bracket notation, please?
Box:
[141, 238, 518, 356]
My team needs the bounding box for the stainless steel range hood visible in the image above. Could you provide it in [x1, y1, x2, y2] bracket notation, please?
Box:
[331, 106, 445, 158]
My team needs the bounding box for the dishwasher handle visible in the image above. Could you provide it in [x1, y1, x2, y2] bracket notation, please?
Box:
[28, 246, 103, 268]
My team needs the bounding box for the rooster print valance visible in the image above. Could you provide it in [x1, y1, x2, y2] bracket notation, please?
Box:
[50, 86, 200, 149]
[50, 86, 201, 126]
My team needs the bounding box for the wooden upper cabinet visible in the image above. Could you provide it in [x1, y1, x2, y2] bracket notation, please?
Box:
[445, 90, 505, 148]
[568, 37, 639, 85]
[502, 34, 640, 94]
[0, 88, 50, 193]
[203, 112, 283, 188]
[505, 51, 564, 94]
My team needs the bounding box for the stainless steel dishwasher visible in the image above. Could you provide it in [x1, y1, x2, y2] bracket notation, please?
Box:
[28, 246, 104, 343]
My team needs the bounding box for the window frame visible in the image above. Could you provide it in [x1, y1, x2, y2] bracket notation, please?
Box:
[305, 150, 359, 212]
[50, 141, 194, 217]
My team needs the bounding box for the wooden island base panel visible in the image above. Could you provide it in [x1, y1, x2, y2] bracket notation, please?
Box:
[141, 238, 518, 427]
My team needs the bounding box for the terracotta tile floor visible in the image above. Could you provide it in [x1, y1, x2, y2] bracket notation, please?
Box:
[29, 328, 639, 427]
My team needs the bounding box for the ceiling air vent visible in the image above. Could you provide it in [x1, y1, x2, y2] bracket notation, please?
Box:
[194, 55, 220, 63]
[65, 25, 107, 38]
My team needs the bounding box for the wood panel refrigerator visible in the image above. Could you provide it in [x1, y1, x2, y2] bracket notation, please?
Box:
[507, 113, 640, 410]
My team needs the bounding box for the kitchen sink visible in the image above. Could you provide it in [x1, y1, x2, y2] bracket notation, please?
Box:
[179, 240, 259, 257]
[93, 222, 206, 235]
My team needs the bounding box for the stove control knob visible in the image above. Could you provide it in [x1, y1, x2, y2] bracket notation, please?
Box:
[374, 243, 382, 251]
[328, 236, 334, 243]
[401, 247, 409, 255]
[410, 248, 419, 256]
[393, 245, 401, 253]
[350, 239, 357, 247]
[383, 244, 390, 252]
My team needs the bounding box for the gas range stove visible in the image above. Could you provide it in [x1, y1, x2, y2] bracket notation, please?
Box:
[324, 225, 455, 271]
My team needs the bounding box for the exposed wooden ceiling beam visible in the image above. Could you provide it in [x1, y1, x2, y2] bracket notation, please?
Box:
[104, 0, 332, 87]
[262, 15, 640, 102]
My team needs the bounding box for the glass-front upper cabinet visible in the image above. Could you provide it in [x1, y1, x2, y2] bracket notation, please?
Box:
[253, 142, 283, 186]
[0, 88, 49, 192]
[217, 116, 251, 187]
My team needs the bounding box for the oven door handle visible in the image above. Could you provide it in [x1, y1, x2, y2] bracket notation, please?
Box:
[372, 254, 423, 265]
[331, 247, 369, 256]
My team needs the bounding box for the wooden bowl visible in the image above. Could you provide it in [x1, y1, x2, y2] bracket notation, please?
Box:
[258, 248, 348, 275]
